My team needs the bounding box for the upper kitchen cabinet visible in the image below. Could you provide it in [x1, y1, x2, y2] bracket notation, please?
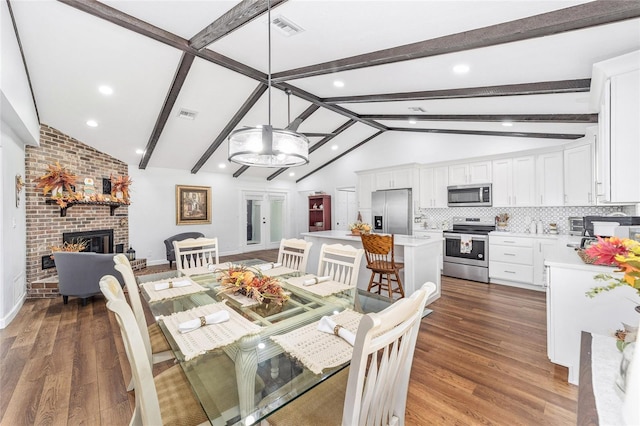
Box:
[448, 161, 492, 186]
[356, 171, 375, 210]
[492, 156, 535, 207]
[419, 166, 448, 208]
[536, 151, 564, 206]
[591, 50, 640, 203]
[374, 165, 416, 190]
[564, 140, 594, 206]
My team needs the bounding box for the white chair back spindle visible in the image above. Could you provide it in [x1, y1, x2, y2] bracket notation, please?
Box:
[316, 243, 364, 287]
[277, 238, 313, 272]
[173, 237, 219, 275]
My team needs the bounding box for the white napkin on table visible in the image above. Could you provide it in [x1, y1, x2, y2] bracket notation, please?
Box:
[154, 279, 192, 291]
[317, 316, 356, 346]
[255, 262, 282, 271]
[178, 310, 230, 333]
[303, 276, 330, 286]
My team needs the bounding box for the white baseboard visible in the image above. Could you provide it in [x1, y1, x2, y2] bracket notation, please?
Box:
[0, 292, 26, 329]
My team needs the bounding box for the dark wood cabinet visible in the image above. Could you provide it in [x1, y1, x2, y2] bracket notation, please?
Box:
[308, 195, 331, 232]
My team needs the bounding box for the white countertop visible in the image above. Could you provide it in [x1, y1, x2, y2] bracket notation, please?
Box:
[301, 230, 442, 247]
[544, 243, 618, 273]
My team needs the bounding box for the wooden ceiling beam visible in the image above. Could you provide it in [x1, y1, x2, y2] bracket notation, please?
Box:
[189, 0, 288, 50]
[296, 131, 385, 183]
[324, 79, 591, 104]
[191, 83, 268, 174]
[139, 52, 195, 169]
[360, 113, 598, 123]
[388, 127, 584, 140]
[272, 1, 640, 82]
[58, 0, 267, 82]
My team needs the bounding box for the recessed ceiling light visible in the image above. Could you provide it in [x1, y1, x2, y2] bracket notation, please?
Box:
[135, 149, 144, 155]
[86, 120, 98, 127]
[288, 172, 295, 177]
[453, 64, 470, 74]
[218, 163, 226, 169]
[331, 145, 338, 150]
[502, 121, 514, 127]
[408, 119, 417, 125]
[98, 85, 113, 95]
[333, 80, 345, 88]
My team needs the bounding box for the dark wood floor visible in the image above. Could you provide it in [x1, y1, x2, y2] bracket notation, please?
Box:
[0, 250, 577, 425]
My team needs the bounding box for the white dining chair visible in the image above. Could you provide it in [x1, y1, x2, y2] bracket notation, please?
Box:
[317, 243, 364, 287]
[99, 274, 209, 426]
[277, 238, 313, 272]
[113, 254, 173, 390]
[173, 237, 219, 275]
[267, 281, 435, 426]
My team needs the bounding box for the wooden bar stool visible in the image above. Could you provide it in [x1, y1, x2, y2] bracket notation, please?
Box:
[360, 233, 405, 299]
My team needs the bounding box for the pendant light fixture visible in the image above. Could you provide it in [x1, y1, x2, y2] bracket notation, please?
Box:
[227, 1, 309, 168]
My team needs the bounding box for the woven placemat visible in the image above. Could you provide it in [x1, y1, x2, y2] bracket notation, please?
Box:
[261, 266, 299, 277]
[271, 309, 363, 375]
[141, 278, 207, 302]
[160, 302, 262, 361]
[285, 274, 353, 297]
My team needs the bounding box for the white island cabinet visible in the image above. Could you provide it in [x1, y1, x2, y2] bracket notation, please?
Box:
[300, 230, 442, 305]
[545, 246, 640, 385]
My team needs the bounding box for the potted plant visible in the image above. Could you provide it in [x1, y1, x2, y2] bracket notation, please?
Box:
[349, 221, 372, 236]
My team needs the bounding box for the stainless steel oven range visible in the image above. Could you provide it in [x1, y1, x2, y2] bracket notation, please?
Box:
[442, 216, 496, 283]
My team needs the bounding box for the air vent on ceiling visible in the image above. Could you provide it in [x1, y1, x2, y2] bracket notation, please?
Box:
[271, 15, 304, 37]
[177, 108, 198, 120]
[408, 106, 426, 113]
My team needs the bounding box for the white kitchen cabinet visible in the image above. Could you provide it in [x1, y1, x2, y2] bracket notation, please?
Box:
[419, 166, 448, 208]
[448, 161, 491, 185]
[492, 157, 535, 207]
[536, 151, 564, 206]
[591, 51, 640, 203]
[532, 238, 557, 286]
[413, 230, 443, 270]
[356, 171, 374, 210]
[563, 142, 594, 206]
[489, 235, 534, 284]
[374, 167, 413, 190]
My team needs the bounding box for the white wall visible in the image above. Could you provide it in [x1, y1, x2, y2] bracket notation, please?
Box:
[128, 167, 297, 266]
[295, 130, 564, 234]
[1, 0, 39, 327]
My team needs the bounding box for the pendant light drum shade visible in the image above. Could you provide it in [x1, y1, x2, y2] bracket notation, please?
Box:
[228, 125, 309, 167]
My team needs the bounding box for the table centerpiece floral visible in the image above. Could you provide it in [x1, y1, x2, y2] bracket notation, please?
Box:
[584, 236, 640, 299]
[216, 264, 289, 306]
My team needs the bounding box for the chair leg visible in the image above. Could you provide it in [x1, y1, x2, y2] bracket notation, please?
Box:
[396, 271, 405, 298]
[81, 297, 88, 307]
[63, 295, 68, 304]
[386, 273, 393, 299]
[169, 260, 173, 269]
[366, 271, 377, 293]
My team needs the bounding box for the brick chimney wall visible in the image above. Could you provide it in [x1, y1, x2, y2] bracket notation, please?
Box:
[25, 124, 129, 298]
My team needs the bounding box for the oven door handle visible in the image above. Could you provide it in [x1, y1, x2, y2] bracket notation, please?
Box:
[445, 234, 488, 241]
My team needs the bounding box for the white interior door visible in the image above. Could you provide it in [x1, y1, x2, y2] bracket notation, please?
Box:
[243, 191, 286, 251]
[335, 188, 357, 231]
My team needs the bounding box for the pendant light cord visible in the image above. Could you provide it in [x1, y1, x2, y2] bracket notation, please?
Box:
[267, 0, 272, 126]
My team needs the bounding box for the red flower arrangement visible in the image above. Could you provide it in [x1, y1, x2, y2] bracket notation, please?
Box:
[584, 236, 640, 298]
[216, 265, 289, 305]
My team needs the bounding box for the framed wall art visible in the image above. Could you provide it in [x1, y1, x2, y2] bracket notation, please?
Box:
[176, 185, 212, 225]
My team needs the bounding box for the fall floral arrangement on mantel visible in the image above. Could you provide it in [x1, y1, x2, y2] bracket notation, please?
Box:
[111, 174, 132, 203]
[35, 162, 77, 205]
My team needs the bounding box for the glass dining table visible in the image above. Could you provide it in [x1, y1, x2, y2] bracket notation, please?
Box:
[137, 260, 385, 426]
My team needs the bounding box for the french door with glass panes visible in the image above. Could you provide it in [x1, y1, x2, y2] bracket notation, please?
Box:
[243, 191, 286, 251]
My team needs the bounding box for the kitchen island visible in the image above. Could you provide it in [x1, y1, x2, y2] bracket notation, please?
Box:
[545, 244, 640, 385]
[300, 230, 442, 305]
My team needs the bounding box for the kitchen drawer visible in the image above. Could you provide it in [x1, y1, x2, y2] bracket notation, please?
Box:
[491, 245, 533, 265]
[489, 261, 534, 283]
[489, 235, 534, 247]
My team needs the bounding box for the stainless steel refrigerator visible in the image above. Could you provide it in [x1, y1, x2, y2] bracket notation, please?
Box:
[371, 189, 412, 235]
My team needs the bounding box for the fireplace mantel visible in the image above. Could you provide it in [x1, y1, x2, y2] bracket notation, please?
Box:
[45, 199, 128, 217]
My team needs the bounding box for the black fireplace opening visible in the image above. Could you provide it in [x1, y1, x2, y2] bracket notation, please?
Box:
[63, 229, 114, 254]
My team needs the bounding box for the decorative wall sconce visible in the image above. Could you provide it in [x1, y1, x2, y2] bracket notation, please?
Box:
[15, 174, 24, 207]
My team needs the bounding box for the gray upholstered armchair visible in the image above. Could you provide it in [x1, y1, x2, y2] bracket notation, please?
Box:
[54, 252, 123, 306]
[164, 232, 204, 268]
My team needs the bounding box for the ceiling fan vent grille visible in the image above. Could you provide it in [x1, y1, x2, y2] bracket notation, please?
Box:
[271, 15, 304, 37]
[177, 108, 198, 120]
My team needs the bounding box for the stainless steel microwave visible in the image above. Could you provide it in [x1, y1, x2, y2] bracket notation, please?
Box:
[447, 184, 492, 207]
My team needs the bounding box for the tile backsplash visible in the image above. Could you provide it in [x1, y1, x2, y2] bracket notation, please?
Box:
[415, 205, 637, 234]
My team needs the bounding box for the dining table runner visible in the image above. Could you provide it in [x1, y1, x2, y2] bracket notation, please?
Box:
[160, 302, 263, 361]
[261, 266, 299, 277]
[285, 274, 353, 297]
[271, 309, 363, 375]
[141, 277, 207, 302]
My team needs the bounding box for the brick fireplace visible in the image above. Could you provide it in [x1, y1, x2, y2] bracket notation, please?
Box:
[25, 124, 129, 298]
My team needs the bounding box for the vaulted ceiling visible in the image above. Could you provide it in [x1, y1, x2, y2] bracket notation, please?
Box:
[8, 0, 640, 181]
